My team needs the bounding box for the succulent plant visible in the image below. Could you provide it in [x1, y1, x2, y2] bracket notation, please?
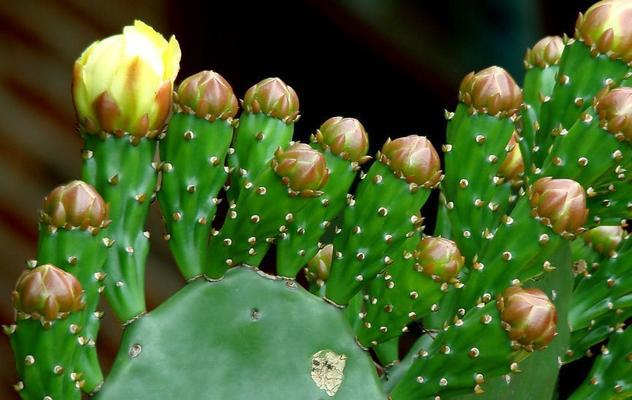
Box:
[7, 3, 632, 400]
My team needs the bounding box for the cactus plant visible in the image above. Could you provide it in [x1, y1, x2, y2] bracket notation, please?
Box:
[5, 2, 632, 399]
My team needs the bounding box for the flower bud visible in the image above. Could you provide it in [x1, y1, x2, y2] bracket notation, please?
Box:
[459, 66, 523, 117]
[379, 135, 442, 188]
[243, 77, 299, 123]
[575, 0, 632, 62]
[315, 117, 370, 164]
[13, 264, 85, 321]
[414, 236, 464, 282]
[499, 287, 557, 350]
[524, 36, 565, 69]
[595, 87, 632, 142]
[42, 180, 108, 231]
[498, 132, 525, 183]
[529, 177, 588, 235]
[305, 244, 333, 285]
[582, 225, 625, 256]
[176, 70, 239, 121]
[72, 20, 181, 138]
[272, 143, 329, 196]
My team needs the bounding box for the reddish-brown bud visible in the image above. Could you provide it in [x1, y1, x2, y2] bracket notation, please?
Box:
[498, 132, 525, 184]
[529, 177, 588, 235]
[243, 77, 299, 123]
[272, 143, 329, 196]
[13, 264, 85, 321]
[315, 117, 370, 164]
[595, 87, 632, 142]
[525, 36, 565, 68]
[379, 135, 442, 188]
[582, 225, 625, 256]
[42, 180, 108, 231]
[458, 66, 523, 117]
[576, 0, 632, 62]
[414, 236, 464, 282]
[499, 287, 557, 350]
[305, 244, 333, 285]
[176, 70, 239, 121]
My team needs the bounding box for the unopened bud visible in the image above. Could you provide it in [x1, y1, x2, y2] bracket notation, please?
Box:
[379, 135, 442, 188]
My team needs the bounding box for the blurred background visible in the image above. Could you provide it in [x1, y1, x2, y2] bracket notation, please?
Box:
[0, 0, 594, 398]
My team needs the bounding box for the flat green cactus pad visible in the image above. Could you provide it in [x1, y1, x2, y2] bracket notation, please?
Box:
[96, 267, 384, 399]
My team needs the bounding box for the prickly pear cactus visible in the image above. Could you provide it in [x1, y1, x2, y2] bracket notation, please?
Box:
[5, 2, 632, 399]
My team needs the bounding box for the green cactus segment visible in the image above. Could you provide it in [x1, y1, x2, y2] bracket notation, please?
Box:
[389, 301, 515, 399]
[95, 267, 384, 400]
[587, 178, 632, 226]
[374, 337, 400, 367]
[568, 235, 632, 333]
[81, 134, 157, 322]
[227, 112, 294, 202]
[355, 235, 450, 347]
[9, 314, 84, 400]
[9, 264, 86, 400]
[457, 196, 565, 313]
[569, 325, 632, 400]
[442, 103, 517, 261]
[540, 108, 632, 191]
[521, 39, 563, 174]
[158, 112, 233, 280]
[276, 150, 356, 278]
[566, 305, 632, 364]
[36, 229, 107, 393]
[326, 162, 430, 305]
[534, 40, 630, 167]
[206, 143, 328, 278]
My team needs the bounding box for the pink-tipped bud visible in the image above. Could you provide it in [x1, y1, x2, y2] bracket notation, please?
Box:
[595, 87, 632, 142]
[13, 264, 85, 321]
[499, 287, 557, 350]
[315, 117, 370, 164]
[414, 236, 464, 282]
[272, 143, 329, 196]
[459, 66, 523, 117]
[525, 36, 565, 69]
[529, 177, 588, 235]
[305, 244, 333, 285]
[582, 225, 625, 257]
[498, 132, 525, 184]
[576, 0, 632, 62]
[42, 180, 108, 231]
[243, 77, 299, 123]
[379, 135, 442, 188]
[176, 70, 239, 120]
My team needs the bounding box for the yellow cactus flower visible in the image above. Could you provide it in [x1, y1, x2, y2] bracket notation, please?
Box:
[72, 20, 181, 138]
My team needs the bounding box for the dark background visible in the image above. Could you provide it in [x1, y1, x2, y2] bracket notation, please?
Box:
[0, 0, 594, 398]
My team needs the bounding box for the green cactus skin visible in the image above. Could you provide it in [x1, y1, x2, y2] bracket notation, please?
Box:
[157, 113, 234, 280]
[389, 301, 517, 399]
[206, 148, 325, 279]
[521, 37, 564, 173]
[374, 337, 400, 368]
[355, 235, 446, 347]
[9, 313, 84, 400]
[325, 162, 430, 306]
[568, 235, 632, 334]
[565, 306, 632, 363]
[228, 112, 294, 202]
[276, 149, 358, 278]
[534, 39, 630, 167]
[442, 103, 518, 261]
[455, 196, 565, 314]
[82, 135, 157, 322]
[586, 178, 632, 226]
[569, 325, 632, 400]
[36, 228, 107, 393]
[94, 267, 384, 399]
[540, 107, 632, 191]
